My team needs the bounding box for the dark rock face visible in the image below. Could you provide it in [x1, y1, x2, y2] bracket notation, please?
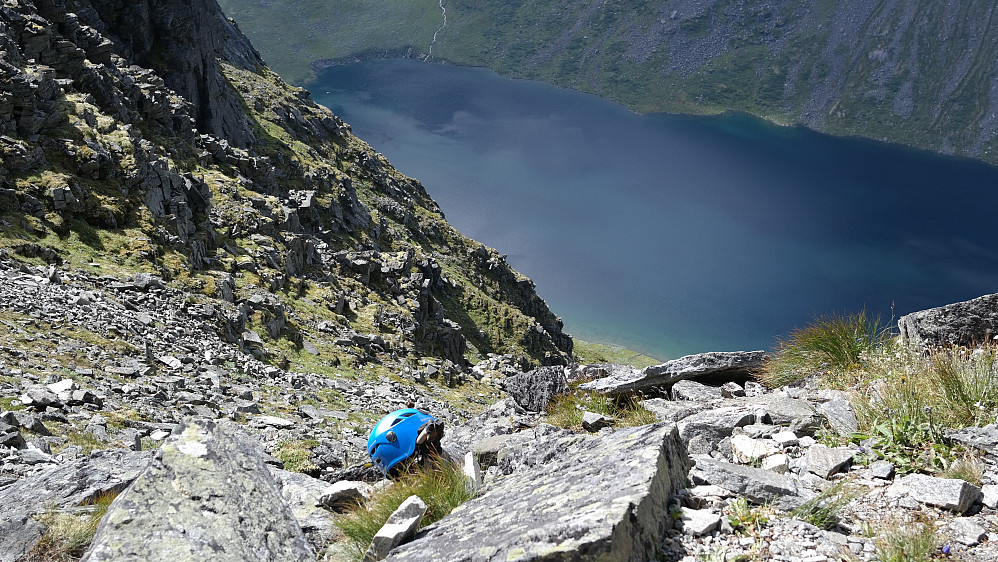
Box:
[580, 351, 767, 396]
[81, 419, 314, 561]
[386, 423, 690, 562]
[63, 0, 262, 146]
[502, 366, 568, 412]
[898, 293, 998, 351]
[0, 449, 152, 562]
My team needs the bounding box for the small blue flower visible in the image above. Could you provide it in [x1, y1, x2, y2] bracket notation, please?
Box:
[942, 545, 952, 555]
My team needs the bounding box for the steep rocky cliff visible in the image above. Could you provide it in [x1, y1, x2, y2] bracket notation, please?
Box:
[217, 0, 998, 165]
[0, 0, 573, 374]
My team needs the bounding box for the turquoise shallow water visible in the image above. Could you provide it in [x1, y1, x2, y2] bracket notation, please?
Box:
[311, 59, 998, 360]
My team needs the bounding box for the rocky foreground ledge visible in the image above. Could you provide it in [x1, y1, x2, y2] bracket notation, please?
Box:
[5, 271, 998, 561]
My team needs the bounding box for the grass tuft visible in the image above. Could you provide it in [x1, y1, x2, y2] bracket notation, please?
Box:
[724, 497, 771, 535]
[938, 452, 985, 486]
[273, 439, 320, 474]
[335, 457, 475, 561]
[791, 479, 861, 529]
[873, 516, 940, 562]
[758, 310, 887, 388]
[25, 490, 119, 561]
[543, 386, 656, 430]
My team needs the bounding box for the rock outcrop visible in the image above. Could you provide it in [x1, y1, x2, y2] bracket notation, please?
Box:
[386, 423, 689, 561]
[81, 419, 314, 561]
[580, 351, 767, 396]
[0, 449, 151, 562]
[502, 365, 568, 412]
[898, 293, 998, 351]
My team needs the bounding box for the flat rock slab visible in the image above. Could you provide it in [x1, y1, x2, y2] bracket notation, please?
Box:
[580, 351, 767, 396]
[677, 407, 755, 447]
[0, 449, 152, 562]
[898, 293, 998, 350]
[82, 419, 314, 561]
[639, 398, 706, 423]
[689, 458, 809, 510]
[385, 423, 690, 562]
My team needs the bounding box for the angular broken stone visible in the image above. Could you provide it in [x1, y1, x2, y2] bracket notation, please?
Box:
[677, 406, 755, 448]
[580, 351, 767, 396]
[364, 495, 427, 561]
[249, 414, 295, 428]
[899, 474, 981, 513]
[671, 380, 722, 402]
[0, 449, 151, 561]
[581, 411, 613, 432]
[869, 460, 895, 480]
[898, 293, 998, 351]
[639, 398, 706, 423]
[689, 458, 809, 510]
[771, 430, 799, 448]
[679, 508, 721, 536]
[318, 480, 374, 509]
[804, 445, 855, 479]
[760, 453, 789, 474]
[385, 423, 689, 561]
[730, 434, 778, 464]
[81, 419, 314, 561]
[818, 398, 858, 436]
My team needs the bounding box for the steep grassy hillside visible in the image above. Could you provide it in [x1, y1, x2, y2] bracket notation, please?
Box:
[0, 0, 574, 379]
[217, 0, 998, 165]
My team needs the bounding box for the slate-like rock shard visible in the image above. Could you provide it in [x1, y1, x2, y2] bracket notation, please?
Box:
[580, 351, 767, 396]
[385, 423, 690, 562]
[81, 419, 315, 561]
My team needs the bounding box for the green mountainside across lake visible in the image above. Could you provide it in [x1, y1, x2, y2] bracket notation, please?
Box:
[217, 0, 998, 166]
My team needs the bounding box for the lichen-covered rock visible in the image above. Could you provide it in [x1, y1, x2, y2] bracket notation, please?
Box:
[502, 366, 568, 412]
[81, 419, 314, 561]
[0, 449, 152, 562]
[898, 293, 998, 351]
[386, 423, 690, 562]
[580, 351, 767, 396]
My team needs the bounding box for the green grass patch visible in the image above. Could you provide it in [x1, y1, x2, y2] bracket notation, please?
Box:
[544, 384, 656, 430]
[273, 439, 320, 474]
[758, 310, 888, 388]
[335, 457, 475, 561]
[0, 397, 25, 411]
[572, 339, 661, 369]
[25, 490, 119, 562]
[724, 496, 771, 536]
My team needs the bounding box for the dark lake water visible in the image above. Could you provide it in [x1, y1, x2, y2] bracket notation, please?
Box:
[311, 59, 998, 360]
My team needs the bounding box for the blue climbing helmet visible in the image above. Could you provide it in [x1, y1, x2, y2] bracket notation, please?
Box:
[367, 408, 439, 474]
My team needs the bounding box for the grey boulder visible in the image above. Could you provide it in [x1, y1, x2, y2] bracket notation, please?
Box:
[503, 366, 568, 412]
[81, 419, 314, 561]
[386, 423, 690, 561]
[689, 458, 810, 510]
[0, 449, 152, 562]
[898, 293, 998, 351]
[363, 495, 427, 561]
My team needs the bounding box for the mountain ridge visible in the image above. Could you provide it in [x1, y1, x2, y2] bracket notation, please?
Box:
[217, 0, 998, 166]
